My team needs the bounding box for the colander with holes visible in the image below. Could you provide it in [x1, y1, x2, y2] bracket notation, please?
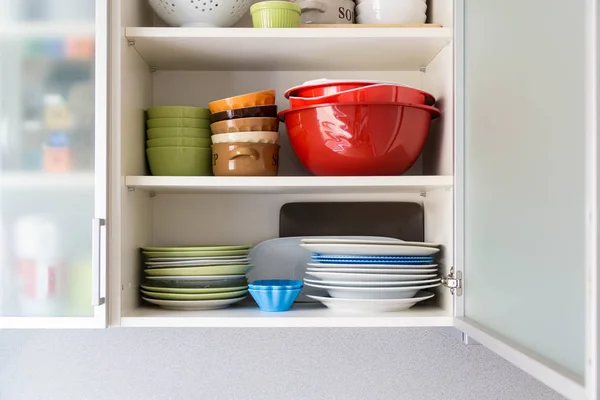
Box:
[149, 0, 252, 27]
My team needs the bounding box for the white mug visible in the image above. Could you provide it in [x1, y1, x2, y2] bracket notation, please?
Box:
[291, 0, 355, 24]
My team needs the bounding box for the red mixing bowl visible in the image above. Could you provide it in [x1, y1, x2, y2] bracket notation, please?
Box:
[288, 84, 436, 108]
[278, 102, 440, 176]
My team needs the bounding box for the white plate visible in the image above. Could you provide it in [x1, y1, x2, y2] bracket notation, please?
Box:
[248, 236, 402, 302]
[306, 267, 438, 274]
[304, 281, 440, 299]
[146, 259, 251, 267]
[142, 296, 247, 310]
[301, 243, 439, 256]
[302, 238, 440, 248]
[305, 270, 438, 282]
[304, 277, 441, 287]
[307, 291, 434, 312]
[146, 275, 247, 281]
[307, 262, 438, 269]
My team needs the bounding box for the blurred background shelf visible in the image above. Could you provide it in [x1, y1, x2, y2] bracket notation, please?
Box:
[0, 171, 94, 190]
[0, 22, 95, 38]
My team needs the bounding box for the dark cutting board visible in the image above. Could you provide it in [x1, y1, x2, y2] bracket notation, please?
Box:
[279, 202, 424, 240]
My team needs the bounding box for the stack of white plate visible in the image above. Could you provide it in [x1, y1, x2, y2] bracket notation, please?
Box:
[141, 245, 253, 310]
[299, 238, 441, 312]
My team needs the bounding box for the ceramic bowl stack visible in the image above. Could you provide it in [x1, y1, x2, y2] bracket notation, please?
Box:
[299, 238, 441, 312]
[145, 106, 212, 176]
[140, 245, 253, 310]
[355, 0, 427, 24]
[208, 90, 281, 176]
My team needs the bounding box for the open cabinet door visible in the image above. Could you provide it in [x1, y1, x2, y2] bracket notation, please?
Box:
[454, 0, 598, 398]
[0, 0, 108, 329]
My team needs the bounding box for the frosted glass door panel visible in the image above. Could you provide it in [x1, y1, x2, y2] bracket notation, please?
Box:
[463, 0, 586, 378]
[0, 0, 97, 317]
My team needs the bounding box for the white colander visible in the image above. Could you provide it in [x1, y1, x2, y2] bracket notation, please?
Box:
[149, 0, 252, 27]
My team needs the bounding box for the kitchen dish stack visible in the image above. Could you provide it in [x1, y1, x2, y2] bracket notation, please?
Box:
[140, 245, 254, 310]
[279, 79, 439, 176]
[300, 238, 441, 312]
[208, 90, 281, 176]
[145, 106, 212, 176]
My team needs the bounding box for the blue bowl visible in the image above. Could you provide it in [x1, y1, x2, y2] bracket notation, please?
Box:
[249, 287, 302, 312]
[248, 279, 303, 290]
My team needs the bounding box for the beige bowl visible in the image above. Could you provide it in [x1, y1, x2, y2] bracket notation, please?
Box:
[211, 131, 279, 144]
[212, 142, 279, 176]
[210, 117, 279, 134]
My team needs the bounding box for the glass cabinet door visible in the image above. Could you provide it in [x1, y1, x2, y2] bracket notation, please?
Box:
[0, 0, 106, 327]
[456, 0, 595, 397]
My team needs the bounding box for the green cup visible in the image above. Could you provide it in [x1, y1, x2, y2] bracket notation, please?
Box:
[147, 106, 210, 119]
[147, 118, 211, 129]
[250, 1, 301, 28]
[146, 137, 212, 148]
[146, 147, 212, 176]
[146, 127, 212, 139]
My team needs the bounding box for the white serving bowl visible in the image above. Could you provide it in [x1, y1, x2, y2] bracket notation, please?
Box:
[356, 0, 427, 24]
[211, 131, 280, 144]
[148, 0, 252, 27]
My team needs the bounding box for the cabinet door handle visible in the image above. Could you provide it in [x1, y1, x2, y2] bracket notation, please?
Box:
[92, 218, 106, 306]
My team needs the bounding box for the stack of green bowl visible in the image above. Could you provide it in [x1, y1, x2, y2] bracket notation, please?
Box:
[146, 106, 213, 176]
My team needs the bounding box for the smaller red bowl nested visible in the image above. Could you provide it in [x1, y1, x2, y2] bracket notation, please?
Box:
[279, 102, 440, 176]
[285, 82, 374, 99]
[288, 84, 436, 108]
[284, 81, 435, 105]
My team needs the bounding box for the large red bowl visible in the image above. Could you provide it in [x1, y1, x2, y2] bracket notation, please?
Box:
[278, 102, 440, 176]
[288, 84, 436, 108]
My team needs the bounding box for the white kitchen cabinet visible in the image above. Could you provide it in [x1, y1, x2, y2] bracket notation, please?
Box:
[0, 0, 108, 328]
[1, 0, 597, 398]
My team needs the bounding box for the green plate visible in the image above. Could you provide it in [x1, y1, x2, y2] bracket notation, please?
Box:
[142, 249, 250, 258]
[144, 264, 253, 276]
[147, 118, 210, 129]
[147, 106, 210, 119]
[146, 127, 212, 140]
[140, 289, 248, 300]
[142, 245, 252, 252]
[140, 285, 248, 294]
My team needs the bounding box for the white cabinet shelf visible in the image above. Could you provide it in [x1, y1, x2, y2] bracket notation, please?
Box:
[125, 175, 453, 194]
[121, 304, 452, 328]
[124, 27, 453, 71]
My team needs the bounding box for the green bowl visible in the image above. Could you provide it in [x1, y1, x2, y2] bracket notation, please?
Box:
[147, 118, 211, 129]
[146, 147, 212, 176]
[250, 1, 301, 27]
[147, 106, 210, 119]
[147, 137, 212, 148]
[146, 127, 212, 139]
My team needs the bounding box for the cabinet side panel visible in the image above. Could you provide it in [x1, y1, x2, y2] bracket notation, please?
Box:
[112, 0, 155, 321]
[422, 45, 453, 176]
[462, 0, 586, 379]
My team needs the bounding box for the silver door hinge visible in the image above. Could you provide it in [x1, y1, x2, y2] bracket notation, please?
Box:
[441, 267, 462, 296]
